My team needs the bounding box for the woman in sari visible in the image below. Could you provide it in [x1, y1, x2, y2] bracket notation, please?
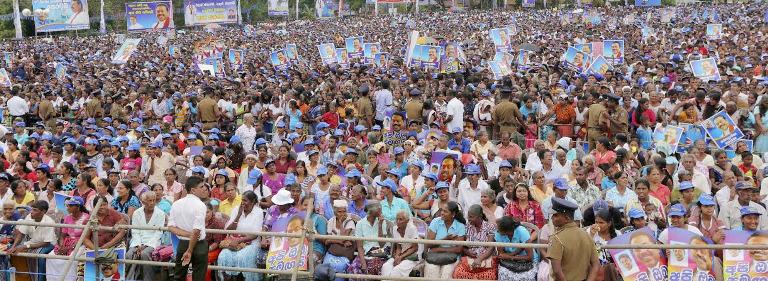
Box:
[217, 191, 264, 281]
[323, 199, 357, 279]
[46, 196, 89, 281]
[452, 205, 497, 279]
[494, 216, 539, 281]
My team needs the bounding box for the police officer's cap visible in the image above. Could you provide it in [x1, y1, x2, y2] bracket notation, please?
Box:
[358, 84, 369, 94]
[551, 197, 578, 214]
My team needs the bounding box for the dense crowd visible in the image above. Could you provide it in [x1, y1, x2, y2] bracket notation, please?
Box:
[0, 2, 768, 281]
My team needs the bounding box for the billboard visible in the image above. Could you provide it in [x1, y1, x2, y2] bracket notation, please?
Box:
[32, 0, 90, 32]
[316, 0, 337, 18]
[268, 0, 289, 16]
[125, 1, 174, 31]
[635, 0, 661, 6]
[184, 0, 239, 25]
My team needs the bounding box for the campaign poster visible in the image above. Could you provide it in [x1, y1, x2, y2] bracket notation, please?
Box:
[168, 45, 178, 57]
[723, 230, 768, 280]
[266, 211, 309, 271]
[3, 52, 13, 68]
[285, 44, 300, 63]
[196, 63, 213, 75]
[522, 0, 535, 7]
[405, 31, 420, 67]
[608, 227, 668, 281]
[53, 192, 73, 215]
[228, 49, 243, 71]
[183, 0, 238, 26]
[430, 151, 460, 182]
[494, 51, 515, 67]
[603, 39, 625, 65]
[55, 63, 67, 80]
[32, 0, 90, 32]
[363, 43, 381, 64]
[206, 57, 226, 77]
[706, 24, 722, 40]
[587, 56, 612, 79]
[678, 123, 707, 153]
[374, 52, 390, 68]
[690, 58, 721, 82]
[641, 27, 655, 40]
[84, 248, 126, 281]
[125, 1, 174, 31]
[192, 37, 225, 62]
[726, 139, 753, 160]
[315, 0, 336, 18]
[489, 28, 512, 52]
[517, 49, 533, 70]
[414, 45, 443, 70]
[111, 38, 142, 64]
[634, 0, 660, 6]
[344, 36, 365, 59]
[0, 69, 11, 88]
[652, 124, 684, 154]
[488, 61, 511, 80]
[667, 228, 716, 281]
[563, 46, 590, 73]
[317, 43, 337, 65]
[703, 110, 745, 149]
[440, 42, 465, 74]
[270, 49, 290, 71]
[335, 48, 349, 69]
[268, 0, 289, 16]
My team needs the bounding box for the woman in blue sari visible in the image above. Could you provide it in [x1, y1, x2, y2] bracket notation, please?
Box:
[323, 200, 357, 280]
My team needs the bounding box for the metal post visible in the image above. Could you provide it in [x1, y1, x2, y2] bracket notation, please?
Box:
[99, 0, 106, 33]
[375, 0, 378, 16]
[12, 0, 22, 39]
[295, 0, 299, 20]
[290, 198, 314, 281]
[58, 200, 102, 281]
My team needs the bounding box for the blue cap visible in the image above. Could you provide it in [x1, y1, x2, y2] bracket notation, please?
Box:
[499, 160, 513, 169]
[316, 122, 330, 130]
[665, 156, 679, 165]
[377, 178, 398, 193]
[150, 125, 161, 131]
[354, 125, 366, 132]
[191, 166, 206, 174]
[14, 121, 25, 127]
[65, 196, 85, 206]
[295, 123, 303, 129]
[189, 127, 200, 134]
[186, 134, 197, 140]
[423, 172, 438, 182]
[150, 141, 163, 148]
[393, 147, 405, 155]
[64, 138, 77, 145]
[36, 164, 50, 172]
[207, 128, 220, 134]
[592, 199, 609, 212]
[247, 169, 262, 185]
[698, 193, 716, 206]
[130, 117, 142, 123]
[254, 138, 268, 146]
[303, 139, 315, 146]
[229, 135, 241, 144]
[316, 166, 329, 176]
[208, 134, 220, 140]
[29, 133, 40, 139]
[741, 206, 762, 217]
[161, 133, 171, 139]
[85, 138, 99, 145]
[170, 129, 180, 134]
[346, 148, 358, 155]
[276, 121, 286, 128]
[387, 168, 401, 177]
[410, 161, 424, 171]
[465, 164, 481, 175]
[735, 181, 754, 190]
[333, 129, 344, 137]
[372, 125, 381, 131]
[627, 208, 646, 219]
[109, 140, 121, 147]
[284, 173, 297, 185]
[669, 203, 686, 217]
[118, 124, 129, 131]
[451, 127, 462, 134]
[216, 169, 229, 177]
[678, 181, 694, 191]
[127, 144, 141, 151]
[435, 181, 450, 191]
[553, 178, 570, 190]
[346, 169, 362, 178]
[117, 136, 129, 143]
[307, 150, 319, 157]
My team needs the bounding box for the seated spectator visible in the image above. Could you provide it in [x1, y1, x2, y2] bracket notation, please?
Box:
[84, 196, 127, 250]
[494, 216, 538, 281]
[218, 182, 242, 217]
[424, 201, 466, 279]
[0, 201, 20, 276]
[350, 201, 391, 276]
[46, 196, 89, 280]
[452, 205, 497, 279]
[127, 191, 166, 281]
[504, 183, 545, 228]
[381, 210, 420, 278]
[217, 191, 264, 281]
[7, 200, 55, 281]
[8, 180, 35, 206]
[298, 195, 328, 263]
[111, 180, 142, 218]
[323, 199, 357, 279]
[204, 201, 229, 281]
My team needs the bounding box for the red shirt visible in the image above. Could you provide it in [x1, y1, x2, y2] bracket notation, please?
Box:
[321, 112, 340, 129]
[649, 184, 671, 207]
[504, 200, 545, 229]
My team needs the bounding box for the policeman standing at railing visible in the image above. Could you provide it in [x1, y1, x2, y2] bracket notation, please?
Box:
[546, 197, 600, 281]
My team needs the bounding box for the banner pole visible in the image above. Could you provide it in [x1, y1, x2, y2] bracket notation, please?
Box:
[13, 0, 22, 39]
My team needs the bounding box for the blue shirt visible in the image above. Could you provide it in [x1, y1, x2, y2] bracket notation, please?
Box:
[380, 197, 410, 222]
[347, 200, 368, 219]
[428, 217, 466, 247]
[495, 226, 540, 262]
[636, 126, 653, 150]
[388, 161, 409, 179]
[311, 213, 328, 256]
[447, 138, 471, 154]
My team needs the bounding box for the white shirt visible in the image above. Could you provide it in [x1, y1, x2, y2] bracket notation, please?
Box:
[446, 97, 464, 131]
[130, 206, 167, 248]
[715, 186, 735, 208]
[718, 200, 768, 230]
[658, 225, 703, 244]
[374, 89, 393, 121]
[7, 96, 28, 116]
[67, 11, 89, 25]
[168, 194, 207, 240]
[456, 178, 490, 217]
[399, 175, 425, 199]
[235, 124, 258, 152]
[17, 214, 57, 246]
[226, 205, 264, 233]
[673, 169, 711, 194]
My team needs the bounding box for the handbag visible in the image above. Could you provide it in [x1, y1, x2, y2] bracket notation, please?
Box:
[424, 251, 459, 265]
[328, 243, 357, 261]
[499, 258, 535, 272]
[367, 246, 390, 258]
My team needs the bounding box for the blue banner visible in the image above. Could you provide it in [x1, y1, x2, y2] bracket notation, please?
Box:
[183, 0, 239, 26]
[634, 0, 660, 7]
[32, 0, 90, 32]
[126, 1, 175, 31]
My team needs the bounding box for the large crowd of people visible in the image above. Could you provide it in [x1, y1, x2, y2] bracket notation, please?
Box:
[0, 2, 767, 281]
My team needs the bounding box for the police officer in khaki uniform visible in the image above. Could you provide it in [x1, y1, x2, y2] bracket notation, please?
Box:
[546, 197, 599, 281]
[355, 84, 374, 129]
[38, 92, 56, 128]
[586, 92, 606, 150]
[404, 88, 424, 122]
[602, 94, 628, 137]
[197, 88, 220, 130]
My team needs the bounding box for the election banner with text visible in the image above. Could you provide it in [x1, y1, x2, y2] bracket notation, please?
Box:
[125, 1, 174, 31]
[724, 230, 768, 281]
[667, 228, 717, 281]
[0, 69, 11, 88]
[183, 0, 238, 26]
[703, 110, 744, 149]
[266, 211, 309, 271]
[32, 0, 90, 32]
[609, 228, 668, 281]
[268, 0, 289, 16]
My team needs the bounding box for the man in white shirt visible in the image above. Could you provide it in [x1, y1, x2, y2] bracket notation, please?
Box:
[6, 93, 28, 121]
[719, 181, 768, 230]
[445, 91, 464, 132]
[658, 203, 703, 243]
[0, 173, 13, 203]
[168, 177, 208, 281]
[456, 164, 489, 216]
[373, 80, 393, 125]
[127, 191, 166, 281]
[673, 154, 711, 194]
[6, 200, 56, 276]
[541, 178, 583, 222]
[142, 142, 176, 186]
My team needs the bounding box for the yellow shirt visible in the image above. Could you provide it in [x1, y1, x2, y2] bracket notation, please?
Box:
[219, 195, 242, 217]
[9, 192, 36, 206]
[530, 184, 553, 204]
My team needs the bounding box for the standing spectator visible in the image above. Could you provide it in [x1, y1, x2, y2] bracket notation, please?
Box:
[168, 177, 208, 281]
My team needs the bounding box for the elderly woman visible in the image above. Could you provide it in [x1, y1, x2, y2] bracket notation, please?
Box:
[45, 197, 89, 281]
[424, 201, 466, 279]
[479, 189, 503, 223]
[0, 201, 20, 277]
[217, 191, 264, 281]
[494, 216, 539, 281]
[452, 205, 498, 279]
[381, 210, 420, 278]
[127, 191, 166, 281]
[323, 199, 357, 279]
[349, 201, 392, 277]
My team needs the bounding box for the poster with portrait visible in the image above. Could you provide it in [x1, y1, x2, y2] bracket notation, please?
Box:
[268, 0, 289, 16]
[183, 0, 238, 26]
[489, 28, 512, 52]
[706, 24, 722, 40]
[652, 124, 684, 155]
[32, 0, 91, 32]
[111, 38, 142, 64]
[517, 49, 533, 70]
[55, 63, 67, 80]
[206, 57, 226, 78]
[678, 123, 707, 153]
[284, 43, 300, 64]
[635, 0, 660, 6]
[125, 1, 174, 31]
[723, 230, 768, 280]
[430, 151, 461, 182]
[563, 46, 590, 73]
[522, 0, 535, 7]
[725, 139, 753, 160]
[266, 211, 309, 271]
[192, 37, 225, 62]
[228, 49, 244, 71]
[690, 58, 721, 82]
[317, 43, 337, 65]
[440, 42, 465, 74]
[363, 43, 381, 64]
[197, 63, 215, 76]
[668, 228, 717, 281]
[374, 52, 390, 68]
[168, 45, 178, 57]
[703, 110, 744, 149]
[3, 52, 13, 68]
[270, 49, 291, 71]
[641, 27, 655, 40]
[335, 48, 350, 69]
[575, 43, 594, 57]
[608, 227, 668, 281]
[315, 0, 336, 18]
[84, 248, 126, 281]
[0, 69, 11, 88]
[488, 61, 511, 80]
[414, 45, 443, 70]
[493, 51, 515, 68]
[603, 39, 625, 65]
[586, 56, 612, 80]
[344, 36, 365, 59]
